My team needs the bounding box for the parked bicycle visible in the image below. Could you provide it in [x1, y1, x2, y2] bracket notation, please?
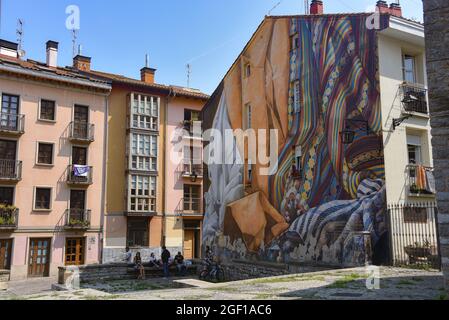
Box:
[199, 258, 226, 282]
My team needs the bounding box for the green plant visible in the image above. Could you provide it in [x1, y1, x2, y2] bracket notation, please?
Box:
[68, 219, 90, 228]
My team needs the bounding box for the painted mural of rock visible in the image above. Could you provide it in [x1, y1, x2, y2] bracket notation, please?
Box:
[223, 192, 289, 252]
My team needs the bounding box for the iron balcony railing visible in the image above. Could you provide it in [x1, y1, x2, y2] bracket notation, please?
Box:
[67, 165, 93, 185]
[407, 164, 435, 195]
[0, 208, 19, 230]
[69, 121, 95, 142]
[182, 198, 202, 215]
[0, 113, 25, 134]
[0, 160, 22, 181]
[182, 160, 203, 178]
[401, 83, 428, 115]
[64, 209, 91, 230]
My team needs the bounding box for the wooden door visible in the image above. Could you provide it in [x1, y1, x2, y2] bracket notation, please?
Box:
[73, 105, 89, 138]
[65, 238, 85, 266]
[184, 230, 194, 260]
[72, 146, 87, 165]
[70, 190, 86, 220]
[28, 238, 51, 277]
[0, 239, 12, 270]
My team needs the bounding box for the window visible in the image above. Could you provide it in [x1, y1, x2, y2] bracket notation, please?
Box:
[403, 54, 416, 83]
[34, 187, 52, 210]
[292, 35, 299, 49]
[0, 187, 14, 206]
[127, 217, 149, 247]
[37, 143, 54, 165]
[131, 94, 159, 131]
[1, 94, 19, 131]
[39, 100, 56, 121]
[403, 207, 428, 224]
[128, 175, 156, 212]
[184, 109, 201, 136]
[407, 134, 422, 165]
[130, 134, 157, 171]
[183, 185, 201, 212]
[245, 63, 251, 77]
[244, 104, 252, 129]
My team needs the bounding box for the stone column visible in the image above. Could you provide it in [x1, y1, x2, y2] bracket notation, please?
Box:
[424, 0, 449, 290]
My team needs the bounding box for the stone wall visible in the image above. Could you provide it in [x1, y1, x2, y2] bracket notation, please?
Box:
[222, 260, 334, 282]
[0, 270, 10, 290]
[424, 0, 449, 291]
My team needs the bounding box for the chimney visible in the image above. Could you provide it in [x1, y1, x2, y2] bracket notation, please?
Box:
[73, 55, 91, 72]
[141, 67, 156, 84]
[376, 1, 390, 14]
[46, 41, 58, 68]
[0, 39, 18, 58]
[389, 2, 402, 17]
[310, 0, 324, 15]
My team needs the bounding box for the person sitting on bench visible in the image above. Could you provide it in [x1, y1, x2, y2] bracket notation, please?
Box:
[133, 252, 145, 280]
[174, 252, 187, 276]
[148, 252, 160, 267]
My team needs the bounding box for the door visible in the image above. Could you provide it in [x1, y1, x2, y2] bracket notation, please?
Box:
[65, 238, 85, 266]
[70, 190, 86, 221]
[28, 238, 51, 277]
[71, 147, 88, 183]
[0, 140, 17, 178]
[73, 105, 89, 138]
[184, 230, 194, 260]
[1, 94, 19, 131]
[0, 239, 12, 270]
[0, 187, 14, 206]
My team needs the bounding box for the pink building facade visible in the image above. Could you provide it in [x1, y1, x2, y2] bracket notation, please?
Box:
[0, 40, 111, 280]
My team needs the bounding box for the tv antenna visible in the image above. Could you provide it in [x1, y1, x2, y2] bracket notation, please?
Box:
[16, 19, 26, 58]
[268, 1, 282, 15]
[71, 29, 78, 57]
[186, 63, 192, 88]
[145, 53, 150, 68]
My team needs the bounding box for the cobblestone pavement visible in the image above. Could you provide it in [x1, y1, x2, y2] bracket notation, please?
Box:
[0, 267, 447, 300]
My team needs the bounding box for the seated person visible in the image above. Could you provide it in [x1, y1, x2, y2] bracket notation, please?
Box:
[133, 252, 145, 280]
[124, 247, 132, 265]
[148, 252, 160, 267]
[174, 252, 187, 276]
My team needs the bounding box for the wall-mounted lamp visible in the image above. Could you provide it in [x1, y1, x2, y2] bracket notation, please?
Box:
[339, 119, 370, 145]
[392, 115, 411, 131]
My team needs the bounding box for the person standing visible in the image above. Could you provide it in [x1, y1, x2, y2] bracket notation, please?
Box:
[161, 246, 171, 278]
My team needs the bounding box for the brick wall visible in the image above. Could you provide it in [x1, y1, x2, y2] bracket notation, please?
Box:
[424, 0, 449, 291]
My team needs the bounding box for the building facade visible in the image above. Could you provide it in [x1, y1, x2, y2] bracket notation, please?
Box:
[201, 1, 434, 268]
[0, 40, 111, 280]
[75, 61, 208, 262]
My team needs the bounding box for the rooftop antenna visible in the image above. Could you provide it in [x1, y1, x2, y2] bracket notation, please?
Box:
[186, 63, 191, 88]
[72, 29, 78, 57]
[268, 1, 282, 15]
[304, 0, 310, 14]
[16, 19, 25, 58]
[145, 53, 150, 68]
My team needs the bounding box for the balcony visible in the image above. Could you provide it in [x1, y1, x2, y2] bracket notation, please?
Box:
[178, 198, 202, 217]
[0, 207, 19, 231]
[181, 161, 203, 180]
[0, 160, 22, 182]
[64, 209, 91, 230]
[0, 113, 25, 135]
[67, 165, 93, 186]
[69, 121, 94, 143]
[401, 84, 428, 115]
[407, 164, 436, 196]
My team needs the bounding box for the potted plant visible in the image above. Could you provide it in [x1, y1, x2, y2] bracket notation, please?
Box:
[410, 184, 420, 194]
[68, 218, 90, 228]
[405, 240, 433, 259]
[0, 204, 17, 226]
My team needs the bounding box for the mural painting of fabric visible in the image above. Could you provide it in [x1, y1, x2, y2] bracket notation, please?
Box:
[203, 14, 389, 266]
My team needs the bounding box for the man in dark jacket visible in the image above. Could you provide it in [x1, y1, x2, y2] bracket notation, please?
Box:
[161, 246, 171, 278]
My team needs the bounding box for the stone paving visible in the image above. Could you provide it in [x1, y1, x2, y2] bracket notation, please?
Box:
[0, 267, 447, 300]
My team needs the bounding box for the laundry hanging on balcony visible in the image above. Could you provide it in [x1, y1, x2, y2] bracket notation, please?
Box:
[73, 165, 90, 177]
[416, 165, 435, 194]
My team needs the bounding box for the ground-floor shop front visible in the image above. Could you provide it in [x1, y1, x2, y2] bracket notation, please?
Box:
[0, 232, 101, 281]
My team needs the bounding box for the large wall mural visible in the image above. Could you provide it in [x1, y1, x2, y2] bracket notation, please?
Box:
[203, 14, 389, 267]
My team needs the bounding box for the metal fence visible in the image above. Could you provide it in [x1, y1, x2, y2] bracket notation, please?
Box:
[387, 202, 441, 269]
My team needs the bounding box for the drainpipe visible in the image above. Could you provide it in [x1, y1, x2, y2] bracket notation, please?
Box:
[99, 93, 110, 263]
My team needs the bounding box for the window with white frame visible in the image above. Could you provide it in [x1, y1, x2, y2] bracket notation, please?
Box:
[128, 175, 156, 212]
[130, 94, 159, 131]
[407, 134, 422, 165]
[403, 54, 416, 84]
[130, 133, 157, 171]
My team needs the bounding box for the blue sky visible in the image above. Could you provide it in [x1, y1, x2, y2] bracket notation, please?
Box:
[0, 0, 423, 94]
